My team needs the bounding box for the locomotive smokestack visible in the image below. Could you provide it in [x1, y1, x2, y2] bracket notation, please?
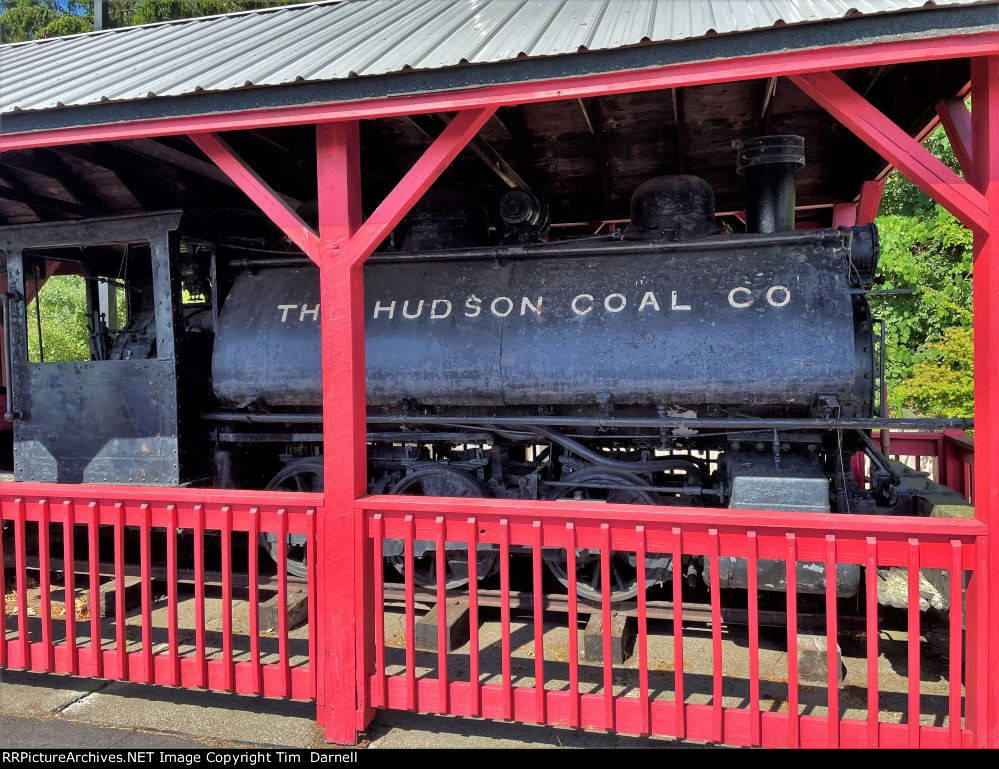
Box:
[737, 135, 805, 233]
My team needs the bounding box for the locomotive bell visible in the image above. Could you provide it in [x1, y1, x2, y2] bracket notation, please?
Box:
[499, 189, 549, 244]
[623, 174, 718, 242]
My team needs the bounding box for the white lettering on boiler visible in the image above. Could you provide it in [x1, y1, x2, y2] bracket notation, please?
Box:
[464, 295, 482, 317]
[430, 299, 452, 319]
[604, 293, 627, 313]
[373, 300, 396, 319]
[571, 294, 594, 315]
[402, 299, 424, 319]
[638, 291, 660, 312]
[490, 296, 514, 317]
[521, 297, 543, 316]
[766, 285, 791, 307]
[728, 287, 754, 309]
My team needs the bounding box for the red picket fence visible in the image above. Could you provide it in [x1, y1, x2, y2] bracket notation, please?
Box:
[358, 495, 988, 749]
[0, 430, 990, 747]
[886, 430, 975, 502]
[0, 485, 319, 699]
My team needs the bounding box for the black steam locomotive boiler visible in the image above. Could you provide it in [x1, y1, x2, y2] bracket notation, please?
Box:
[0, 135, 948, 602]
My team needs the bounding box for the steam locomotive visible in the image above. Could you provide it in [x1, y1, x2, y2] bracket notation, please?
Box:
[0, 135, 945, 602]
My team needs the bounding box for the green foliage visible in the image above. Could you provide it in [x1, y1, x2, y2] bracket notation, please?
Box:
[1, 0, 89, 42]
[894, 326, 974, 419]
[0, 0, 310, 42]
[873, 123, 974, 419]
[26, 275, 90, 363]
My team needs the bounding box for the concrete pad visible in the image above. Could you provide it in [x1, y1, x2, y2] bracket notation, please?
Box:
[59, 681, 324, 748]
[0, 669, 104, 716]
[365, 709, 690, 749]
[0, 714, 247, 749]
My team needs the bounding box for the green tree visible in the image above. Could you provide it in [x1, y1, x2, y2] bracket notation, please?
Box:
[26, 275, 90, 363]
[872, 123, 975, 418]
[895, 326, 974, 419]
[0, 0, 306, 41]
[118, 1, 301, 26]
[1, 1, 90, 42]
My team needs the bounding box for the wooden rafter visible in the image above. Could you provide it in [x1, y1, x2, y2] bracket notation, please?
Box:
[116, 139, 239, 190]
[578, 97, 613, 210]
[0, 168, 89, 217]
[54, 143, 157, 209]
[672, 88, 686, 174]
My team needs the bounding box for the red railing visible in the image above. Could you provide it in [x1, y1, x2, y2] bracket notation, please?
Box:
[357, 495, 987, 748]
[0, 484, 319, 700]
[885, 429, 975, 502]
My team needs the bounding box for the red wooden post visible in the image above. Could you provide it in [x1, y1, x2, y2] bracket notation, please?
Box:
[315, 121, 365, 744]
[942, 428, 968, 497]
[969, 54, 999, 748]
[313, 110, 492, 743]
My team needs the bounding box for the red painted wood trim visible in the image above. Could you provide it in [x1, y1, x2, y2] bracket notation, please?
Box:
[356, 493, 987, 537]
[0, 482, 322, 510]
[188, 133, 319, 262]
[832, 202, 857, 227]
[344, 107, 496, 268]
[3, 31, 997, 152]
[791, 72, 989, 232]
[856, 179, 885, 225]
[936, 97, 974, 180]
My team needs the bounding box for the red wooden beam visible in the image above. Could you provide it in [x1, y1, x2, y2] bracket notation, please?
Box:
[790, 72, 989, 232]
[344, 107, 496, 268]
[968, 54, 999, 749]
[936, 97, 975, 181]
[856, 179, 885, 225]
[315, 121, 365, 745]
[188, 133, 319, 262]
[3, 31, 997, 152]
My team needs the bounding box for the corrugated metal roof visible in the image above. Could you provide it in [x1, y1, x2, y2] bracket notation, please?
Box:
[0, 0, 993, 116]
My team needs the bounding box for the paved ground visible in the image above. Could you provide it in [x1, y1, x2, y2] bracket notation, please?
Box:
[0, 669, 688, 749]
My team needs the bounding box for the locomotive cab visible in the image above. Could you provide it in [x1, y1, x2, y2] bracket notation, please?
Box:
[1, 211, 215, 485]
